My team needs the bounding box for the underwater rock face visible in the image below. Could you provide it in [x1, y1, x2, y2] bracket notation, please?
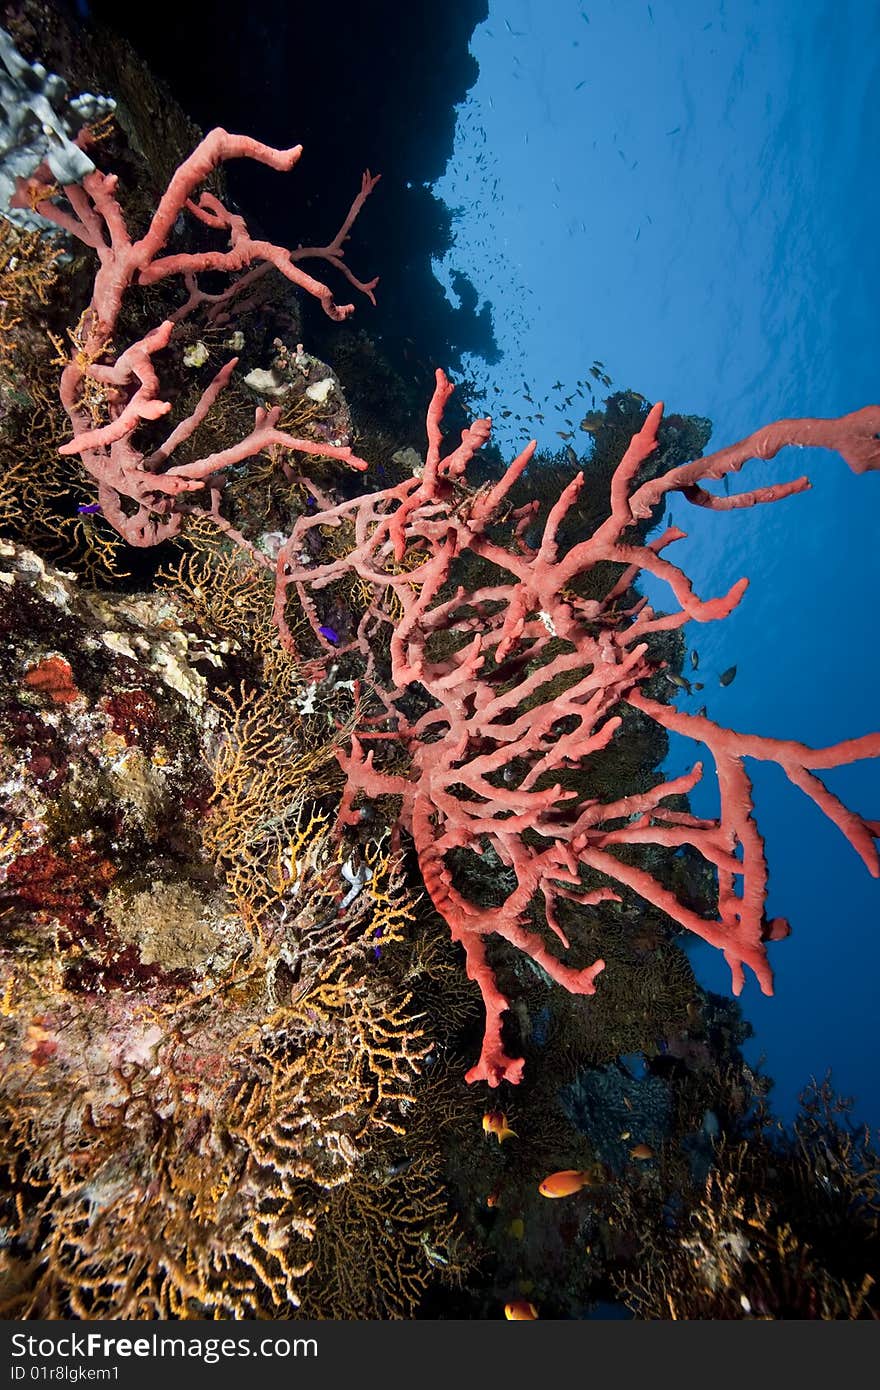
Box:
[0, 538, 225, 941]
[0, 541, 441, 1318]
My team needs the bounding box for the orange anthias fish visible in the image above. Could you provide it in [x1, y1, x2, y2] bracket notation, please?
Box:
[483, 1111, 517, 1143]
[538, 1168, 599, 1198]
[629, 1144, 655, 1161]
[505, 1300, 539, 1320]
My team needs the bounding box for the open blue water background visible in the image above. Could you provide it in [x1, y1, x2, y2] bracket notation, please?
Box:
[432, 0, 880, 1127]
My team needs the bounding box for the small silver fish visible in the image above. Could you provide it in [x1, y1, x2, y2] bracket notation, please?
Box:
[665, 672, 692, 694]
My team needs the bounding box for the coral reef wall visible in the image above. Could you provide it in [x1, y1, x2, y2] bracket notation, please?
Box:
[1, 2, 877, 1321]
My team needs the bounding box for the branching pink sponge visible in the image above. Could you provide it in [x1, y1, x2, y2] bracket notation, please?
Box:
[276, 370, 880, 1086]
[19, 120, 880, 1090]
[11, 128, 380, 547]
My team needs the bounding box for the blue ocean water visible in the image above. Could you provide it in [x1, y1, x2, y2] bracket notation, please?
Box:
[433, 0, 880, 1126]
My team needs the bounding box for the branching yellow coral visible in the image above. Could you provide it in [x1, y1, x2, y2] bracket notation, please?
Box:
[0, 843, 427, 1318]
[0, 220, 61, 370]
[301, 1142, 466, 1319]
[202, 683, 350, 924]
[162, 520, 307, 694]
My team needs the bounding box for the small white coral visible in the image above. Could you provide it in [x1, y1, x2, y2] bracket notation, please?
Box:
[305, 377, 335, 405]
